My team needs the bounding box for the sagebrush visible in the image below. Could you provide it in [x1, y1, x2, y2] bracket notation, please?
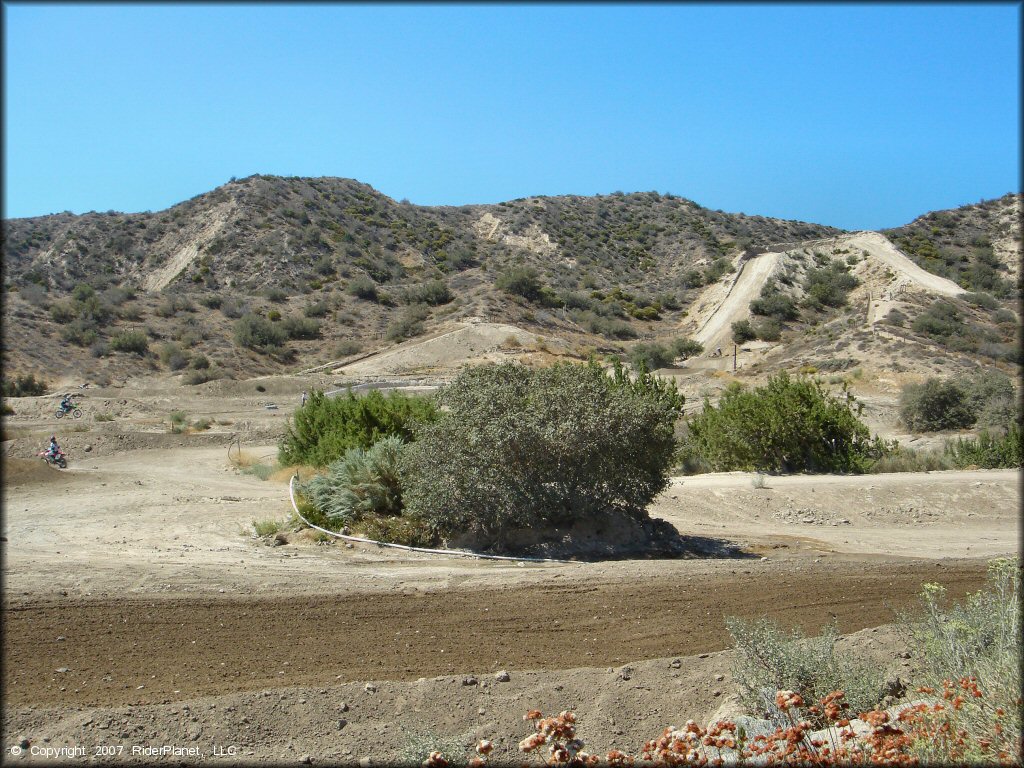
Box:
[400, 361, 682, 547]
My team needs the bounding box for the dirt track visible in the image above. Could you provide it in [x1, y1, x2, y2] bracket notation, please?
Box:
[1, 382, 1020, 763]
[2, 559, 988, 709]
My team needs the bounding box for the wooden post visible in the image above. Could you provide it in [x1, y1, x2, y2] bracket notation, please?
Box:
[733, 343, 737, 371]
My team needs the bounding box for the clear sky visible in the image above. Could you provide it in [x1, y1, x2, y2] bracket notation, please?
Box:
[3, 2, 1020, 230]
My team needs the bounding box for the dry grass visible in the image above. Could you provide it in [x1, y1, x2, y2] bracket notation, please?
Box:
[269, 464, 318, 483]
[229, 449, 264, 469]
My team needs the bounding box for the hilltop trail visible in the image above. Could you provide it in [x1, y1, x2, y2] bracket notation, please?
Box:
[842, 231, 964, 297]
[692, 251, 782, 350]
[687, 231, 965, 352]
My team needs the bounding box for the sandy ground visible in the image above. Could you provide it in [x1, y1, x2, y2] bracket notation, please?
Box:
[1, 377, 1020, 765]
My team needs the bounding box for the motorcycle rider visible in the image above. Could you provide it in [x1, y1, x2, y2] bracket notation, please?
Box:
[46, 435, 61, 461]
[60, 394, 73, 413]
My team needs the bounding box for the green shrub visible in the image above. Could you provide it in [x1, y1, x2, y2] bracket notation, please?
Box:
[220, 296, 249, 318]
[335, 339, 363, 357]
[992, 307, 1016, 325]
[303, 301, 330, 318]
[681, 269, 705, 288]
[954, 370, 1018, 429]
[802, 260, 859, 309]
[869, 445, 954, 473]
[670, 338, 704, 360]
[731, 319, 756, 343]
[190, 353, 210, 370]
[885, 307, 908, 327]
[704, 257, 732, 283]
[279, 388, 438, 467]
[755, 317, 782, 342]
[158, 342, 189, 370]
[1, 373, 47, 397]
[61, 320, 99, 347]
[572, 310, 637, 339]
[252, 519, 283, 537]
[183, 368, 218, 386]
[963, 291, 999, 310]
[264, 286, 289, 303]
[386, 304, 429, 340]
[49, 302, 76, 323]
[358, 513, 434, 548]
[154, 295, 192, 318]
[899, 378, 975, 432]
[313, 255, 336, 276]
[267, 309, 282, 322]
[401, 280, 453, 306]
[280, 315, 321, 340]
[400, 361, 681, 546]
[347, 275, 378, 301]
[945, 424, 1023, 468]
[233, 313, 288, 351]
[109, 330, 149, 354]
[495, 266, 544, 302]
[683, 372, 889, 473]
[912, 300, 965, 339]
[628, 342, 674, 371]
[300, 436, 405, 524]
[726, 616, 886, 724]
[750, 282, 800, 320]
[168, 411, 188, 434]
[898, 557, 1020, 762]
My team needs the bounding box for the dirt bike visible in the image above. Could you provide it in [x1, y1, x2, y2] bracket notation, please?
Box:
[55, 404, 83, 419]
[38, 448, 68, 469]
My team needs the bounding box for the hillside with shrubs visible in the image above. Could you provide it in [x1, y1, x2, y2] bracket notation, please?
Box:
[2, 178, 1020, 391]
[0, 175, 848, 383]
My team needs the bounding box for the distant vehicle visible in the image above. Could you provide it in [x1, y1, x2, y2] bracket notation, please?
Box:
[55, 403, 83, 419]
[38, 448, 68, 469]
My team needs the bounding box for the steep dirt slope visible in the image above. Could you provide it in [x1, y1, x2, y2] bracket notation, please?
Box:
[691, 251, 782, 350]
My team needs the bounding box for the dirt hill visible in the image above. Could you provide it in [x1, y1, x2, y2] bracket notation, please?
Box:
[1, 179, 1020, 388]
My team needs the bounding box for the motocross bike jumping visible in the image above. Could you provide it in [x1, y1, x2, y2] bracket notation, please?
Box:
[55, 394, 82, 419]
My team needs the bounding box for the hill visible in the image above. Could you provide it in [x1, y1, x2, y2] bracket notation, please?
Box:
[1, 177, 1019, 389]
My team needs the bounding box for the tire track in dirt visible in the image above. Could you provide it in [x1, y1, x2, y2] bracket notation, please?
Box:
[3, 559, 987, 707]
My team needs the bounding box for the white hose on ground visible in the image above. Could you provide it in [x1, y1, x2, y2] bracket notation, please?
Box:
[287, 474, 567, 563]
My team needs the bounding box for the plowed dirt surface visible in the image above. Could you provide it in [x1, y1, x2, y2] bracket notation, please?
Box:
[3, 561, 989, 709]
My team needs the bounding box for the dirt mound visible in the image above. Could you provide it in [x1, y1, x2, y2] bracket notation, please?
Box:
[448, 511, 740, 561]
[1, 456, 72, 486]
[337, 322, 555, 377]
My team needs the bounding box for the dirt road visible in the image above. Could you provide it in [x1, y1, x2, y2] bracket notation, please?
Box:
[693, 252, 781, 350]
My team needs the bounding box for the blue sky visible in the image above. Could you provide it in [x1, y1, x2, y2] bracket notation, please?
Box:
[3, 3, 1020, 229]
